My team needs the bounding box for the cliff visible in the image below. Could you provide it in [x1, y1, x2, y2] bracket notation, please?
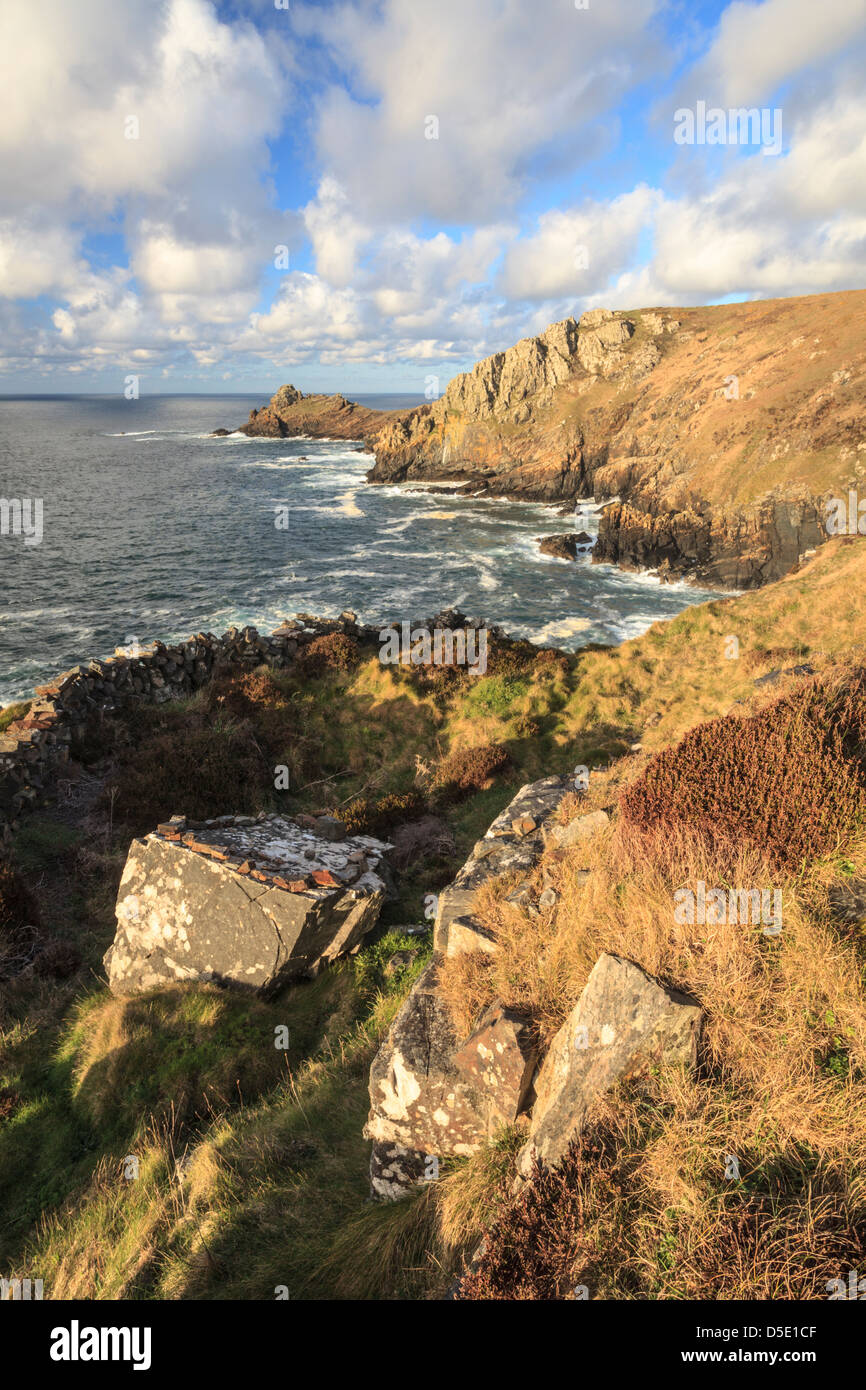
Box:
[367, 290, 866, 588]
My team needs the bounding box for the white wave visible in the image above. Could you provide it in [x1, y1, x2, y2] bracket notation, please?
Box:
[335, 490, 365, 518]
[529, 616, 594, 643]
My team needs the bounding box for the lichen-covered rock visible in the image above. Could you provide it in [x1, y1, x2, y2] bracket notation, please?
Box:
[452, 1000, 537, 1128]
[516, 954, 702, 1177]
[366, 965, 537, 1199]
[365, 960, 490, 1189]
[433, 775, 569, 953]
[369, 1141, 433, 1200]
[104, 814, 390, 996]
[545, 808, 610, 849]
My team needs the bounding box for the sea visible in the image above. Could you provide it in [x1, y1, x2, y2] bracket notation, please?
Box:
[0, 393, 723, 705]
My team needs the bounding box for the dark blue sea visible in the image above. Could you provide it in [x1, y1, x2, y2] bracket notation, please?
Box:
[0, 393, 721, 704]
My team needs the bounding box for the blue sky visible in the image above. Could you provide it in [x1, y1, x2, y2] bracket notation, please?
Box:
[0, 0, 863, 395]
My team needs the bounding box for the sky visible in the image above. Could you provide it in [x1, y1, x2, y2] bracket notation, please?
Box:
[0, 0, 863, 395]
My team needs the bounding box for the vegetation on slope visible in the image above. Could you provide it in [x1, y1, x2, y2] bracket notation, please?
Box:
[2, 535, 866, 1298]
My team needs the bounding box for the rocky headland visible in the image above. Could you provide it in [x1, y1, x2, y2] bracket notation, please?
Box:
[236, 289, 866, 590]
[366, 291, 866, 589]
[223, 383, 410, 442]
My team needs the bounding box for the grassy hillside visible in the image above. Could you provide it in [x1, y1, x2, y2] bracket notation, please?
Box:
[3, 535, 866, 1299]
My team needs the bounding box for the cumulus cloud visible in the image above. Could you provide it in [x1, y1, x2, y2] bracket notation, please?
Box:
[499, 188, 661, 302]
[0, 0, 292, 365]
[293, 0, 663, 223]
[676, 0, 866, 109]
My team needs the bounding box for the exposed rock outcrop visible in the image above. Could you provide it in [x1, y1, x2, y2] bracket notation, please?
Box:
[516, 954, 702, 1178]
[593, 492, 825, 589]
[366, 775, 572, 1198]
[538, 532, 593, 561]
[232, 385, 412, 442]
[365, 775, 706, 1203]
[105, 813, 391, 996]
[366, 289, 866, 589]
[433, 775, 571, 953]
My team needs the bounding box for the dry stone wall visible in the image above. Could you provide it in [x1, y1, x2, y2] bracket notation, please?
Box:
[0, 611, 373, 844]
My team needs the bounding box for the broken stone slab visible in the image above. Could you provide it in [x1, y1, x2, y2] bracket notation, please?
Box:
[445, 915, 499, 959]
[484, 775, 569, 840]
[366, 960, 488, 1165]
[433, 885, 478, 953]
[104, 814, 391, 997]
[451, 1000, 537, 1128]
[366, 960, 533, 1198]
[516, 954, 702, 1178]
[433, 774, 570, 953]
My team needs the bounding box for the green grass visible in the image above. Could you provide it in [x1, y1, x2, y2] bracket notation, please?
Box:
[0, 701, 30, 733]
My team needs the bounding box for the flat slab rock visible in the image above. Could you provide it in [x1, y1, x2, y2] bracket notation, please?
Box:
[104, 813, 391, 996]
[516, 953, 702, 1177]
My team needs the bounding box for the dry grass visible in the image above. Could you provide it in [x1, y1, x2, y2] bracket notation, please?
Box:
[436, 681, 866, 1297]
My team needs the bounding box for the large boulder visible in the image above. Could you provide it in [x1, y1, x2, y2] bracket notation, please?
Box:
[104, 814, 391, 996]
[517, 954, 702, 1177]
[366, 966, 536, 1198]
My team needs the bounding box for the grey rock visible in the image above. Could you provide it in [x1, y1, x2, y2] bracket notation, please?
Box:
[104, 816, 391, 996]
[517, 954, 702, 1177]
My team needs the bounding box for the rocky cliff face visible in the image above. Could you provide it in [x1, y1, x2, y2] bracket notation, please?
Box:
[368, 290, 866, 588]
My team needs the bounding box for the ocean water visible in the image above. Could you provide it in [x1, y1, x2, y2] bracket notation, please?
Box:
[0, 393, 722, 705]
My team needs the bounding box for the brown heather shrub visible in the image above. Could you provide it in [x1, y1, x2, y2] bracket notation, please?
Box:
[337, 789, 426, 836]
[207, 668, 288, 716]
[484, 638, 539, 678]
[533, 648, 570, 677]
[457, 1111, 866, 1301]
[435, 742, 510, 795]
[295, 632, 361, 676]
[109, 720, 272, 834]
[619, 668, 866, 870]
[33, 938, 82, 979]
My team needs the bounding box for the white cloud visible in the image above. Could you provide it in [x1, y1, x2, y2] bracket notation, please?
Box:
[1, 0, 865, 386]
[679, 0, 866, 108]
[499, 188, 661, 301]
[294, 0, 663, 222]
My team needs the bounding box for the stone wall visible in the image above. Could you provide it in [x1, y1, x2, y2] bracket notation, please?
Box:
[0, 610, 373, 844]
